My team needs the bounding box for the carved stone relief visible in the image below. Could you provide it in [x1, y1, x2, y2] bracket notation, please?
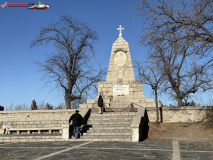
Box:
[114, 51, 127, 79]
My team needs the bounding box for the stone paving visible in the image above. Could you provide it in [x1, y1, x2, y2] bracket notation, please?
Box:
[0, 140, 212, 160]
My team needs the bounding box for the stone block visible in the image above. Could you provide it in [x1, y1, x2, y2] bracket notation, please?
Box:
[8, 118, 15, 121]
[36, 139, 43, 142]
[32, 117, 38, 121]
[87, 99, 96, 103]
[87, 104, 93, 109]
[79, 104, 88, 109]
[146, 103, 154, 107]
[133, 92, 138, 95]
[145, 98, 154, 102]
[2, 139, 10, 142]
[19, 118, 26, 122]
[99, 84, 103, 88]
[60, 117, 66, 121]
[19, 139, 28, 142]
[25, 117, 32, 121]
[46, 139, 56, 141]
[55, 117, 61, 120]
[47, 117, 54, 120]
[104, 84, 109, 87]
[48, 124, 55, 127]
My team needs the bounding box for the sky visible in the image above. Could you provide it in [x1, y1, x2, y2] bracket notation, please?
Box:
[0, 0, 211, 110]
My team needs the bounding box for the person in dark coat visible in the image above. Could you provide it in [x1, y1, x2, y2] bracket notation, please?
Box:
[98, 95, 104, 114]
[45, 103, 50, 110]
[69, 110, 83, 139]
[31, 99, 37, 110]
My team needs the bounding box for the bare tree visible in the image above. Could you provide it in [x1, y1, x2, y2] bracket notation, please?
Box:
[133, 0, 213, 106]
[70, 95, 87, 109]
[30, 15, 106, 109]
[149, 40, 213, 107]
[58, 102, 66, 109]
[5, 103, 30, 110]
[135, 61, 165, 123]
[5, 103, 14, 111]
[133, 0, 213, 53]
[37, 100, 46, 110]
[5, 103, 30, 111]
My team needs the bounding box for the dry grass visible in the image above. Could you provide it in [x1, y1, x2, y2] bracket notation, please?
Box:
[147, 122, 213, 140]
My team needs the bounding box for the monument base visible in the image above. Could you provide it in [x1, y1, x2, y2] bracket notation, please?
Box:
[79, 80, 160, 110]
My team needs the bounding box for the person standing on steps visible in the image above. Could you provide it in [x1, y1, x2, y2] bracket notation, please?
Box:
[69, 110, 83, 139]
[98, 95, 104, 114]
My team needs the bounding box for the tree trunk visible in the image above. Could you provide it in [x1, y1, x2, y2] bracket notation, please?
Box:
[155, 89, 159, 124]
[65, 93, 71, 109]
[177, 98, 182, 108]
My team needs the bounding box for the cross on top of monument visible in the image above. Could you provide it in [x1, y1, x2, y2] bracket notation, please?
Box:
[117, 25, 124, 37]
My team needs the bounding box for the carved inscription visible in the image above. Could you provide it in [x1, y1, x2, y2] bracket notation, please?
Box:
[112, 84, 129, 96]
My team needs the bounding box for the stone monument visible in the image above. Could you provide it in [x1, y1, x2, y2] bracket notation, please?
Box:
[79, 25, 158, 110]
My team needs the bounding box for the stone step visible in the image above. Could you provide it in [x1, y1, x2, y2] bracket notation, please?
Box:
[90, 113, 137, 116]
[68, 138, 132, 142]
[81, 127, 131, 132]
[86, 122, 132, 125]
[87, 119, 132, 123]
[82, 126, 130, 130]
[80, 134, 131, 138]
[85, 124, 131, 127]
[85, 121, 131, 125]
[81, 126, 131, 132]
[82, 132, 131, 136]
[108, 105, 131, 108]
[90, 117, 134, 119]
[109, 103, 131, 106]
[89, 116, 135, 120]
[88, 117, 133, 121]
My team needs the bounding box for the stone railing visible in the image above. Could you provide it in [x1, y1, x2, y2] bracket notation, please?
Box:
[131, 107, 149, 142]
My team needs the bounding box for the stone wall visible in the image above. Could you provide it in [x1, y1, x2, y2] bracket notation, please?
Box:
[147, 106, 209, 122]
[0, 110, 76, 129]
[0, 107, 209, 127]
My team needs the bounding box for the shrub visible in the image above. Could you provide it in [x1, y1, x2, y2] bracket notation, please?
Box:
[0, 105, 4, 111]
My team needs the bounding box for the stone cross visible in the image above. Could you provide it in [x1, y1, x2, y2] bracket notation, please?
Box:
[117, 25, 124, 37]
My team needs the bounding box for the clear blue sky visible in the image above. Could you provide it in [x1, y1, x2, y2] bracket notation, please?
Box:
[0, 0, 210, 109]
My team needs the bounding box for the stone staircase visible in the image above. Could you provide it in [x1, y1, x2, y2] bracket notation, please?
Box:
[71, 112, 137, 141]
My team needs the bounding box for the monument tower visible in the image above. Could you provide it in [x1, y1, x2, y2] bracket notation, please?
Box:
[80, 25, 157, 110]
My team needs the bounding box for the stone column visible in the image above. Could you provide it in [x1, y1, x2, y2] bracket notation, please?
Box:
[131, 124, 139, 142]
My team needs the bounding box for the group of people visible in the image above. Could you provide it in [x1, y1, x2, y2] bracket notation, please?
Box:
[69, 95, 104, 139]
[30, 99, 62, 110]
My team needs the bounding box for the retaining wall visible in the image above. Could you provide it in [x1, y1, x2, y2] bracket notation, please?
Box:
[0, 110, 76, 129]
[147, 106, 210, 122]
[0, 107, 210, 127]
